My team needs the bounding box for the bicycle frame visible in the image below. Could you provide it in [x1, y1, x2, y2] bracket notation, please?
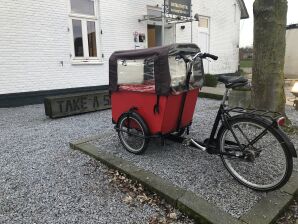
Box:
[178, 87, 284, 158]
[172, 55, 284, 157]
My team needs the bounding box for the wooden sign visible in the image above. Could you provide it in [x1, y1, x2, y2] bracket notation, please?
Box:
[44, 90, 111, 118]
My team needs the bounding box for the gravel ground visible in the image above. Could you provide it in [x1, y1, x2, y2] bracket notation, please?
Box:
[287, 103, 298, 127]
[90, 98, 298, 218]
[1, 99, 296, 223]
[0, 105, 191, 223]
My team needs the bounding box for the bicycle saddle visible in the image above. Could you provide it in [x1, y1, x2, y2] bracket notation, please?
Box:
[218, 75, 248, 88]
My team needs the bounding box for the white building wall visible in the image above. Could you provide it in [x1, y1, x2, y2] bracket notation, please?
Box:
[0, 0, 105, 94]
[284, 28, 298, 79]
[205, 0, 241, 75]
[176, 0, 241, 74]
[0, 0, 241, 95]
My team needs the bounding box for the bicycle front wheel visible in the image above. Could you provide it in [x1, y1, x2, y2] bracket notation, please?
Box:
[218, 115, 293, 191]
[117, 112, 149, 155]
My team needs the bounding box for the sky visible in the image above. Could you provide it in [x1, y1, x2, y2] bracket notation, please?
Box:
[240, 0, 298, 47]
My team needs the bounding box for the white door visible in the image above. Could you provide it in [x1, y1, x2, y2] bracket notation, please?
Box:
[198, 16, 210, 73]
[164, 25, 175, 45]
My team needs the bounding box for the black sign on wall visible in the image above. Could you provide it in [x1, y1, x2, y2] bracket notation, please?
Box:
[167, 0, 191, 17]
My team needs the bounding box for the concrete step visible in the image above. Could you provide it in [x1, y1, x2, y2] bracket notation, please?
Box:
[200, 85, 296, 107]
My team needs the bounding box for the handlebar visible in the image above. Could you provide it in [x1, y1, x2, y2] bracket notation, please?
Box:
[179, 54, 191, 63]
[176, 51, 218, 91]
[193, 52, 218, 61]
[176, 52, 218, 63]
[201, 53, 218, 61]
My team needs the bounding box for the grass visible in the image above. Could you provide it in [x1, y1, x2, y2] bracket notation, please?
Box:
[203, 74, 218, 87]
[240, 60, 253, 68]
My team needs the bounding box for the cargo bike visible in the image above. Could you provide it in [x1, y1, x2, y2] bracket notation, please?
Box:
[109, 44, 297, 191]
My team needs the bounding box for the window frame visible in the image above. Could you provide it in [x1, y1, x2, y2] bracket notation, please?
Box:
[198, 16, 209, 29]
[69, 0, 103, 64]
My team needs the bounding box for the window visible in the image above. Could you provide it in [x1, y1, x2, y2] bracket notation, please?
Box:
[87, 21, 97, 57]
[69, 0, 101, 63]
[71, 0, 95, 15]
[147, 5, 162, 20]
[72, 19, 84, 57]
[198, 17, 209, 28]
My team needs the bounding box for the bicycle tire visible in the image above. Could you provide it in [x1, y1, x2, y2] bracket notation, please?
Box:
[217, 115, 293, 191]
[117, 112, 149, 155]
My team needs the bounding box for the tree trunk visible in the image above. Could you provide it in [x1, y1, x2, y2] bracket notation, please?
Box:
[252, 0, 287, 114]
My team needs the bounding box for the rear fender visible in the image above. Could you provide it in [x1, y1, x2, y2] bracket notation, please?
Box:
[278, 128, 297, 158]
[217, 114, 297, 158]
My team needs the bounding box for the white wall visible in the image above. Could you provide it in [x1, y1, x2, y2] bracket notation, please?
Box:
[176, 0, 241, 74]
[285, 29, 298, 79]
[0, 0, 241, 94]
[0, 0, 102, 94]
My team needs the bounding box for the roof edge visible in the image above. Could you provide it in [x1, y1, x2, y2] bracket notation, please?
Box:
[287, 24, 298, 30]
[237, 0, 249, 19]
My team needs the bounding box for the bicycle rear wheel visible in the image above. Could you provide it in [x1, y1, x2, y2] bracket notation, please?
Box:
[218, 115, 293, 191]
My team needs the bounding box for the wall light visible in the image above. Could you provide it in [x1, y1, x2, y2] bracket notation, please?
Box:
[194, 13, 200, 21]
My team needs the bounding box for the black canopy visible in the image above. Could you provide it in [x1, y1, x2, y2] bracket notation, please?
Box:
[109, 43, 201, 95]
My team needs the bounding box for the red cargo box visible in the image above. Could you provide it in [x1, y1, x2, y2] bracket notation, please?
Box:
[112, 88, 199, 135]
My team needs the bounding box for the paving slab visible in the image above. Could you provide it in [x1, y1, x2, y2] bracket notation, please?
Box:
[280, 172, 298, 196]
[240, 191, 293, 224]
[200, 82, 296, 106]
[177, 191, 243, 224]
[70, 98, 298, 223]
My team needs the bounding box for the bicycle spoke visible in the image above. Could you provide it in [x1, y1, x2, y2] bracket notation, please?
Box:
[234, 124, 251, 144]
[220, 118, 290, 191]
[118, 116, 147, 153]
[253, 140, 284, 152]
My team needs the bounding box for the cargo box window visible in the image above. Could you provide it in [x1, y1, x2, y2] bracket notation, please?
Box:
[117, 58, 155, 85]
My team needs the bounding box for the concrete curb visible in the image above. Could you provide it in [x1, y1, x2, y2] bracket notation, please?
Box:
[200, 86, 225, 101]
[70, 140, 298, 224]
[69, 134, 105, 149]
[239, 191, 292, 224]
[239, 173, 298, 224]
[199, 92, 224, 101]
